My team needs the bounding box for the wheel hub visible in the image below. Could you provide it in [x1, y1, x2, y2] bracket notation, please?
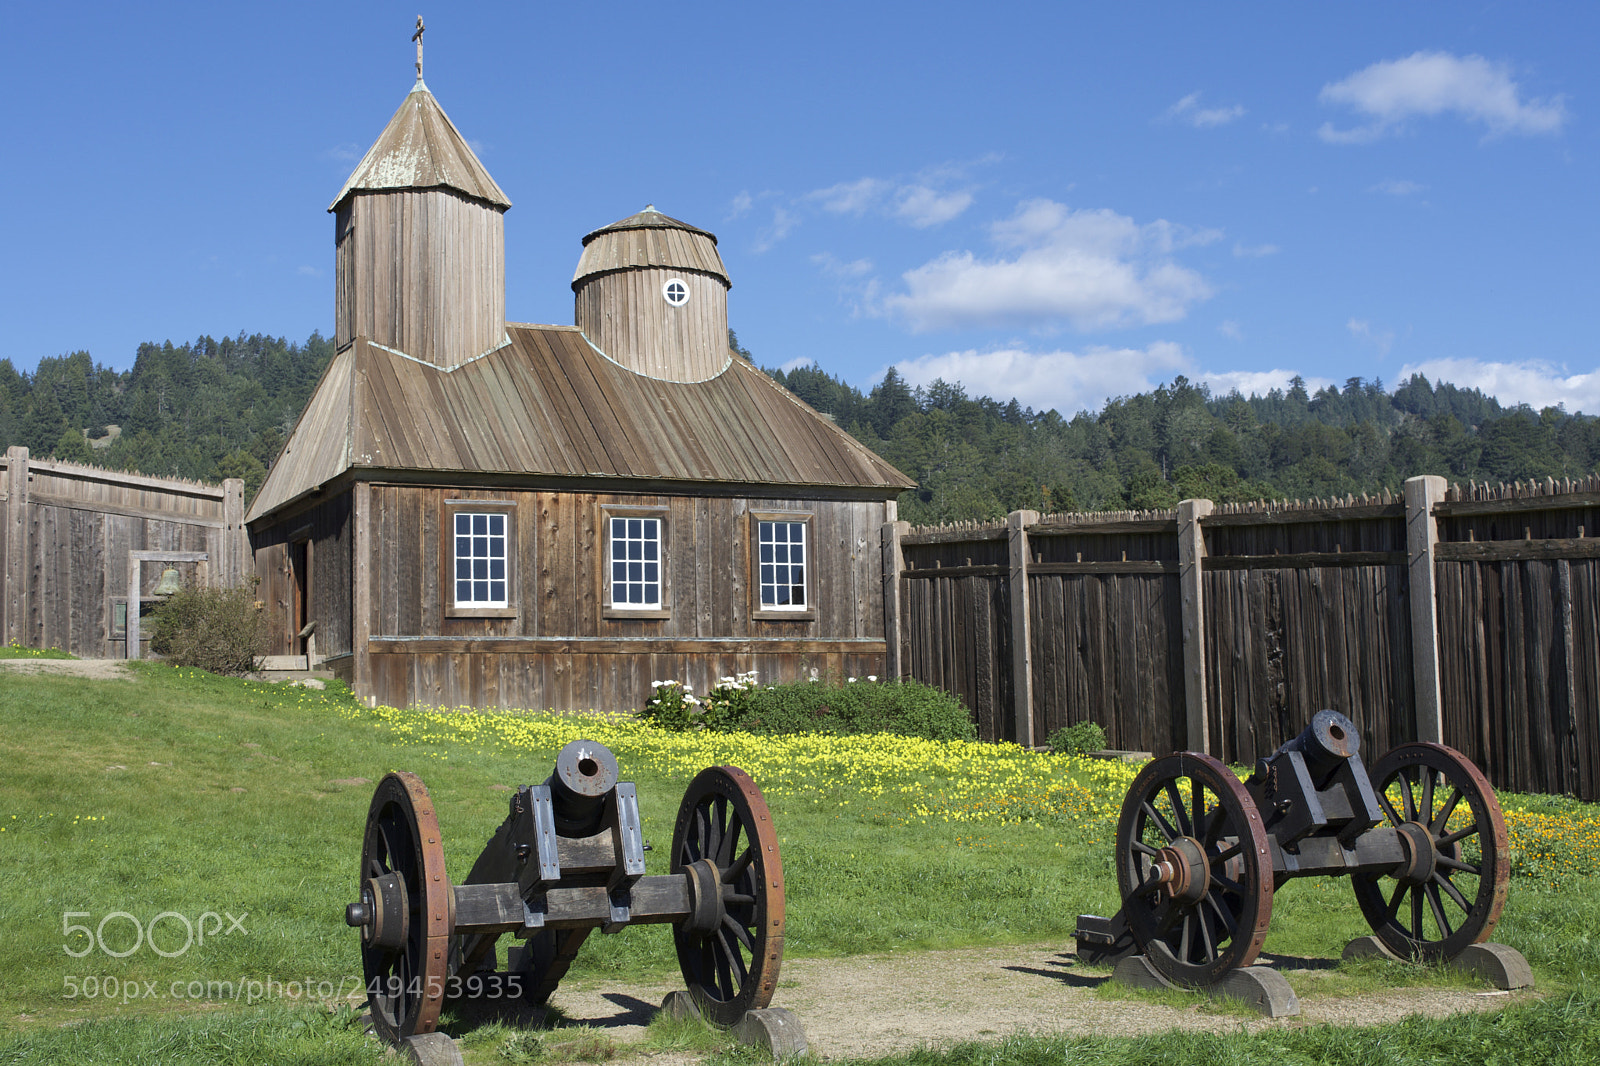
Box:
[1393, 820, 1438, 886]
[1149, 837, 1209, 905]
[346, 871, 409, 950]
[681, 858, 724, 936]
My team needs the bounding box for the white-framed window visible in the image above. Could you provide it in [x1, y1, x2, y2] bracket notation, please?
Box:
[757, 520, 807, 609]
[662, 278, 690, 307]
[454, 511, 509, 608]
[609, 516, 662, 609]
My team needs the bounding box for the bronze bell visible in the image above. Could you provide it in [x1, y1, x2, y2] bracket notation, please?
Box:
[152, 567, 184, 596]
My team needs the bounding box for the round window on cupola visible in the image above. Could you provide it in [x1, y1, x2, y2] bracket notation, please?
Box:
[662, 278, 690, 307]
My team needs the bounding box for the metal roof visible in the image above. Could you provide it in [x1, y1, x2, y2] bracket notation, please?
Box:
[573, 205, 729, 289]
[247, 326, 912, 523]
[328, 80, 511, 213]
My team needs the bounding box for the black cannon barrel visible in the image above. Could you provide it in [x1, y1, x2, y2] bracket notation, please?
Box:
[1277, 709, 1360, 781]
[545, 739, 619, 837]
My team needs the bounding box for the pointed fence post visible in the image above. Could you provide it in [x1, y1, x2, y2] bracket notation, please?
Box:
[881, 520, 909, 680]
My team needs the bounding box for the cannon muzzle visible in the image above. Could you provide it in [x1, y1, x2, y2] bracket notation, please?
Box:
[545, 738, 619, 837]
[1273, 708, 1359, 783]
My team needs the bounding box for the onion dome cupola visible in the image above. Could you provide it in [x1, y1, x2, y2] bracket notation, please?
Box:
[573, 205, 732, 382]
[331, 27, 511, 370]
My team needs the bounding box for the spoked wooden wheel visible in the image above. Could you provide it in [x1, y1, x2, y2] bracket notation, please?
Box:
[1116, 753, 1274, 986]
[1352, 742, 1509, 961]
[670, 766, 785, 1025]
[345, 772, 452, 1043]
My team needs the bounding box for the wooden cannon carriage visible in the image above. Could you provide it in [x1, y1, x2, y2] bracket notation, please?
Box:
[344, 740, 785, 1046]
[1075, 710, 1510, 988]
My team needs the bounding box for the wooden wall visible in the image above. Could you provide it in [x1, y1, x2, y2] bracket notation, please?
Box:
[891, 476, 1600, 800]
[250, 491, 354, 659]
[336, 188, 506, 368]
[347, 484, 890, 711]
[574, 267, 730, 383]
[1, 448, 248, 658]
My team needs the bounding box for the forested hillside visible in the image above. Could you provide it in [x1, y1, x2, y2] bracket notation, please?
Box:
[2, 330, 1595, 523]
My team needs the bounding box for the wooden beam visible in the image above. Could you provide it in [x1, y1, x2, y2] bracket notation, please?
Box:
[1028, 518, 1178, 535]
[1436, 537, 1600, 562]
[1202, 504, 1404, 526]
[353, 481, 373, 706]
[222, 478, 246, 584]
[27, 492, 226, 529]
[4, 447, 27, 646]
[902, 527, 1009, 546]
[1177, 498, 1214, 753]
[25, 459, 226, 498]
[904, 560, 1179, 578]
[369, 637, 890, 655]
[1435, 491, 1600, 517]
[882, 520, 909, 680]
[1405, 475, 1446, 744]
[1202, 551, 1406, 570]
[1008, 509, 1040, 748]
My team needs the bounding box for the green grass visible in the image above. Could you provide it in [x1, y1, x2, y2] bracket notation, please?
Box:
[0, 644, 74, 659]
[2, 664, 1599, 1062]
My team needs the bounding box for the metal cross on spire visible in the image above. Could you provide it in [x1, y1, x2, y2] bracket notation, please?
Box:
[412, 16, 425, 81]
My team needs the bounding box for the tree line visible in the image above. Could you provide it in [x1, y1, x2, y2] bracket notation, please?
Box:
[2, 330, 1595, 522]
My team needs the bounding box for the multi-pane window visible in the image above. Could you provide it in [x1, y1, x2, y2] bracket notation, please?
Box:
[454, 512, 508, 607]
[758, 520, 806, 609]
[610, 517, 661, 608]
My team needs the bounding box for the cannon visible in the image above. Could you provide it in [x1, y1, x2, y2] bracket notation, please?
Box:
[344, 740, 785, 1045]
[1074, 711, 1510, 988]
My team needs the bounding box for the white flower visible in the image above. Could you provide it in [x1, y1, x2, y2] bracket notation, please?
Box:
[867, 675, 878, 682]
[848, 677, 857, 683]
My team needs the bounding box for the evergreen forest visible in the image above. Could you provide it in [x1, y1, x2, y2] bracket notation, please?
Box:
[2, 329, 1596, 525]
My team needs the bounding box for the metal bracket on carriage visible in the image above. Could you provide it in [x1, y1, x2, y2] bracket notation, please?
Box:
[1071, 709, 1513, 995]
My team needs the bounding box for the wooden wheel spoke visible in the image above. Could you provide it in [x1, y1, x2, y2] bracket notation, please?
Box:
[1433, 872, 1472, 914]
[1377, 791, 1405, 828]
[724, 845, 755, 883]
[1203, 892, 1237, 936]
[1162, 781, 1192, 838]
[1196, 904, 1216, 960]
[1131, 840, 1161, 858]
[1431, 788, 1463, 835]
[1436, 854, 1480, 876]
[1384, 879, 1407, 921]
[723, 892, 756, 905]
[1153, 901, 1185, 937]
[1424, 884, 1453, 938]
[1212, 841, 1243, 865]
[721, 913, 754, 952]
[1142, 800, 1180, 843]
[1409, 886, 1424, 937]
[1210, 873, 1247, 897]
[1202, 806, 1228, 846]
[1178, 913, 1193, 960]
[1399, 773, 1418, 822]
[1191, 782, 1207, 843]
[1437, 822, 1479, 848]
[1421, 770, 1436, 827]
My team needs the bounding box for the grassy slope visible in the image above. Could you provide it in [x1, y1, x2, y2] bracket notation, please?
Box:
[2, 666, 1597, 1064]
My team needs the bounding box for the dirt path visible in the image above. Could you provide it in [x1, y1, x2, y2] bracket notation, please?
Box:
[539, 943, 1532, 1060]
[0, 658, 131, 680]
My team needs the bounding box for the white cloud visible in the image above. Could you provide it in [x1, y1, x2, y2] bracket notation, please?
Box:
[1319, 51, 1567, 143]
[752, 207, 798, 253]
[893, 342, 1192, 415]
[1370, 179, 1427, 196]
[894, 186, 974, 228]
[1348, 318, 1395, 357]
[1201, 368, 1336, 398]
[779, 357, 815, 374]
[1218, 320, 1243, 340]
[883, 199, 1216, 332]
[809, 177, 893, 216]
[1398, 357, 1600, 414]
[728, 191, 753, 218]
[1233, 242, 1279, 258]
[1166, 91, 1246, 128]
[812, 252, 874, 278]
[296, 265, 321, 277]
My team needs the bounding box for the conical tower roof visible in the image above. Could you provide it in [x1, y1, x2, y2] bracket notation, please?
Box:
[329, 79, 511, 212]
[573, 205, 729, 290]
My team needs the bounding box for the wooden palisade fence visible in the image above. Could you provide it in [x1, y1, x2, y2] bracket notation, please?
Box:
[0, 447, 249, 659]
[883, 473, 1600, 801]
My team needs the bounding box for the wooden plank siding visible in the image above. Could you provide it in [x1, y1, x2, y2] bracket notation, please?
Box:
[336, 485, 891, 712]
[0, 451, 248, 658]
[249, 491, 354, 661]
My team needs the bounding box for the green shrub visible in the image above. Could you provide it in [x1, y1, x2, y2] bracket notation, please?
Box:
[1047, 720, 1107, 755]
[148, 580, 269, 676]
[640, 673, 976, 741]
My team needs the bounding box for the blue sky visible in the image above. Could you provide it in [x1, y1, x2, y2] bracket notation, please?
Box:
[4, 2, 1596, 417]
